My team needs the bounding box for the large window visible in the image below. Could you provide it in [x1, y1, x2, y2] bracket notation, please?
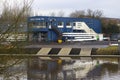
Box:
[30, 22, 46, 28]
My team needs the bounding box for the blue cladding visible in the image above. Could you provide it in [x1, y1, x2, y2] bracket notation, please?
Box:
[28, 16, 102, 41]
[31, 28, 48, 32]
[47, 30, 57, 41]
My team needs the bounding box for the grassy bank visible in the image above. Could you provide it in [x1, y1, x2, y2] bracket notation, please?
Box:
[96, 46, 119, 55]
[0, 48, 39, 54]
[0, 43, 119, 55]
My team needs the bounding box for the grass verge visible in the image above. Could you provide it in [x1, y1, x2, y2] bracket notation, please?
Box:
[96, 46, 119, 55]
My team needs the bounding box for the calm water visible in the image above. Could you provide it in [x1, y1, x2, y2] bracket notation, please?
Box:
[0, 57, 120, 80]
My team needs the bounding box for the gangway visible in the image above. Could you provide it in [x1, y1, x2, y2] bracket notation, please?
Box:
[63, 22, 103, 41]
[63, 33, 97, 41]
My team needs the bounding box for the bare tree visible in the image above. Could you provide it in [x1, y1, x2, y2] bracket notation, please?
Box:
[57, 11, 65, 17]
[86, 9, 103, 18]
[69, 9, 103, 19]
[0, 0, 33, 44]
[50, 12, 56, 17]
[69, 10, 85, 18]
[86, 9, 94, 18]
[0, 1, 34, 79]
[93, 10, 103, 18]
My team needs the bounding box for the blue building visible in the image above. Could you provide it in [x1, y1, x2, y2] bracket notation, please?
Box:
[27, 16, 102, 42]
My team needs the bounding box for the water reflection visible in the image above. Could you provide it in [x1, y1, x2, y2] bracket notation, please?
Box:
[0, 57, 120, 80]
[28, 58, 63, 80]
[0, 57, 27, 80]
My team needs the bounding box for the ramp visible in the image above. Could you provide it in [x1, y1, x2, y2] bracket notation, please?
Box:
[80, 48, 92, 60]
[36, 48, 95, 60]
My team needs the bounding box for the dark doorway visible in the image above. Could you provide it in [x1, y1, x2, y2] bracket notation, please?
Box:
[33, 32, 48, 42]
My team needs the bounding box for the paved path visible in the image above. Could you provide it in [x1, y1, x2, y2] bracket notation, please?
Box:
[25, 41, 118, 48]
[23, 41, 119, 60]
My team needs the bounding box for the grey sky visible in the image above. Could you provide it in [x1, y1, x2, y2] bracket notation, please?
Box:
[0, 0, 120, 18]
[32, 0, 120, 18]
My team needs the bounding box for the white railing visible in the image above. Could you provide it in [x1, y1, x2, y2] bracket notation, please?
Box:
[63, 33, 97, 41]
[73, 22, 96, 34]
[0, 34, 27, 41]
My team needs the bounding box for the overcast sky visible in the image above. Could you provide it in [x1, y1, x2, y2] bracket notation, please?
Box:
[32, 0, 120, 18]
[0, 0, 120, 18]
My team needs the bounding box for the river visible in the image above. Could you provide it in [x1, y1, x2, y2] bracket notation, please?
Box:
[0, 57, 120, 80]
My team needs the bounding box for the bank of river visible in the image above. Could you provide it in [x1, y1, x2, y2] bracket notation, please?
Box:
[92, 46, 119, 55]
[0, 42, 119, 55]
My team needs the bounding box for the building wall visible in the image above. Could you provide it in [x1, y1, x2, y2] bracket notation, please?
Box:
[28, 16, 102, 42]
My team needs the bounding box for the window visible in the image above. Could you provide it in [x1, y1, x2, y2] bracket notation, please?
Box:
[66, 22, 71, 26]
[58, 22, 64, 28]
[73, 30, 86, 33]
[31, 22, 46, 28]
[66, 22, 72, 28]
[73, 23, 76, 26]
[38, 22, 46, 26]
[58, 22, 63, 26]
